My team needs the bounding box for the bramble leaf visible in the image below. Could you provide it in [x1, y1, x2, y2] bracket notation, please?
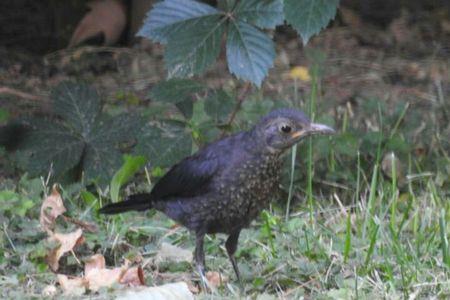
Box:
[137, 0, 221, 43]
[135, 121, 192, 168]
[284, 0, 339, 44]
[226, 20, 275, 87]
[234, 0, 284, 29]
[165, 15, 226, 77]
[150, 79, 205, 103]
[52, 82, 100, 137]
[204, 90, 235, 124]
[16, 119, 84, 177]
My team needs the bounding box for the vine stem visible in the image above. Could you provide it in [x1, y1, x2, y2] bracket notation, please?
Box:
[220, 82, 252, 137]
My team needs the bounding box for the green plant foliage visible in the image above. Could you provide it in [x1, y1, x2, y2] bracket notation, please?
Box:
[284, 0, 339, 44]
[204, 90, 235, 125]
[110, 155, 147, 203]
[234, 0, 284, 29]
[135, 121, 193, 168]
[0, 190, 34, 217]
[138, 0, 336, 87]
[150, 79, 205, 103]
[13, 82, 141, 185]
[226, 20, 275, 86]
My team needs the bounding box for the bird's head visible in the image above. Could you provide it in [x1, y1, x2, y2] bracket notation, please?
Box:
[254, 108, 335, 152]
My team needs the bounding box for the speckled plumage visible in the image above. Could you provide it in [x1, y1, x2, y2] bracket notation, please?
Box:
[99, 108, 334, 284]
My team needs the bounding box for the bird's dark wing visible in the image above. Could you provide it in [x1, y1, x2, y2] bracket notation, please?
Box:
[150, 148, 221, 200]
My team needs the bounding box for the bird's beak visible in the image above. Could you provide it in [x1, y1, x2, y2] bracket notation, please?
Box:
[291, 123, 335, 139]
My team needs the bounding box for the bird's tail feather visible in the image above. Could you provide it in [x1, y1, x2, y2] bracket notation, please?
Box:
[98, 193, 152, 215]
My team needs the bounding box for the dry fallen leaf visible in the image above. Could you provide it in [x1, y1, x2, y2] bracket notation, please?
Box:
[119, 266, 146, 287]
[57, 274, 87, 296]
[85, 265, 128, 291]
[47, 228, 85, 272]
[68, 0, 127, 47]
[84, 253, 106, 274]
[40, 184, 66, 233]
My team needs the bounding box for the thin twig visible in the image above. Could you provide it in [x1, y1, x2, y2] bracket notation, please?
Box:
[0, 87, 43, 101]
[61, 215, 98, 233]
[220, 82, 252, 138]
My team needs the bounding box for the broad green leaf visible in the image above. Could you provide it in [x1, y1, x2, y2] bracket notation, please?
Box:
[0, 108, 9, 123]
[83, 144, 123, 185]
[165, 15, 226, 77]
[176, 99, 194, 119]
[226, 21, 275, 87]
[110, 155, 147, 203]
[51, 82, 100, 137]
[138, 0, 221, 43]
[284, 0, 339, 44]
[17, 119, 84, 178]
[204, 90, 235, 124]
[234, 0, 283, 29]
[135, 122, 192, 168]
[87, 114, 142, 144]
[150, 79, 205, 103]
[84, 114, 142, 184]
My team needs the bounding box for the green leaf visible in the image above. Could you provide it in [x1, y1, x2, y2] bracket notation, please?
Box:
[204, 90, 235, 124]
[165, 14, 226, 77]
[284, 0, 339, 44]
[226, 20, 275, 87]
[84, 115, 142, 184]
[51, 81, 101, 137]
[110, 155, 147, 203]
[150, 79, 205, 103]
[83, 144, 122, 185]
[234, 0, 284, 29]
[135, 122, 192, 168]
[17, 119, 84, 177]
[176, 99, 194, 119]
[137, 0, 221, 43]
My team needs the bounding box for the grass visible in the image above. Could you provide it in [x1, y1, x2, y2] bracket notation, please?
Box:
[1, 68, 449, 300]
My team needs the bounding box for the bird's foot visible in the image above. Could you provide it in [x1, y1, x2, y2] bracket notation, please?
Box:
[196, 264, 212, 292]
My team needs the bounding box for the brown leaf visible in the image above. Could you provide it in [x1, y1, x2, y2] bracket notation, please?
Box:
[119, 266, 145, 286]
[57, 274, 87, 296]
[68, 0, 127, 47]
[84, 254, 105, 274]
[47, 228, 84, 272]
[85, 265, 128, 291]
[40, 184, 66, 233]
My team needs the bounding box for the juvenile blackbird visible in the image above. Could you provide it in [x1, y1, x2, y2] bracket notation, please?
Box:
[99, 108, 334, 283]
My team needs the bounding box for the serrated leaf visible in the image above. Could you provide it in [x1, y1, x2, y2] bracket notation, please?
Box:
[150, 79, 205, 103]
[110, 155, 147, 203]
[17, 119, 84, 177]
[52, 82, 101, 137]
[204, 90, 235, 124]
[83, 114, 142, 184]
[137, 0, 221, 43]
[87, 114, 141, 144]
[226, 20, 275, 86]
[135, 122, 192, 168]
[83, 144, 123, 185]
[234, 0, 284, 29]
[284, 0, 339, 44]
[165, 15, 226, 77]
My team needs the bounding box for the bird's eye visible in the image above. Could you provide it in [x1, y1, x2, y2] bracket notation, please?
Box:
[280, 124, 292, 133]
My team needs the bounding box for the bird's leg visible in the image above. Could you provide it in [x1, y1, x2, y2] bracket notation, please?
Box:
[225, 229, 242, 285]
[194, 231, 208, 290]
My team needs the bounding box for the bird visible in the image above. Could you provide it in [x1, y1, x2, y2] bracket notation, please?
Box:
[99, 108, 334, 285]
